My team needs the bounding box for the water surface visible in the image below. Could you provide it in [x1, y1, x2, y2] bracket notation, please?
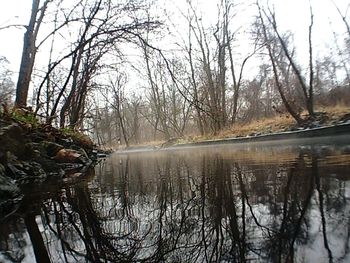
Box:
[1, 138, 350, 262]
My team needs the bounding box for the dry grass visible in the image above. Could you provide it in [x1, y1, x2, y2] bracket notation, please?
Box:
[126, 140, 166, 149]
[126, 104, 350, 148]
[193, 104, 350, 142]
[314, 104, 350, 121]
[217, 115, 295, 139]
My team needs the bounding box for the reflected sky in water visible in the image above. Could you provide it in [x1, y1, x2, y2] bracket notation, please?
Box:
[1, 139, 350, 262]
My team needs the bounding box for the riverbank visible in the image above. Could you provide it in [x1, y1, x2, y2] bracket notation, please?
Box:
[121, 106, 350, 152]
[0, 109, 101, 215]
[117, 122, 350, 154]
[170, 122, 350, 148]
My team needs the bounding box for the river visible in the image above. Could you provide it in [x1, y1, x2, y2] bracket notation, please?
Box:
[1, 136, 350, 262]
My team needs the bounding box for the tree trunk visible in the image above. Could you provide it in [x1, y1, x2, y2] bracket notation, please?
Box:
[257, 3, 304, 125]
[15, 0, 49, 107]
[188, 32, 204, 135]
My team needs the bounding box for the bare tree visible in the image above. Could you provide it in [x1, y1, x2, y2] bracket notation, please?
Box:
[15, 0, 51, 108]
[29, 0, 160, 129]
[262, 2, 315, 118]
[141, 39, 172, 140]
[256, 2, 304, 125]
[223, 0, 258, 124]
[330, 0, 350, 85]
[125, 96, 142, 144]
[109, 74, 130, 148]
[331, 0, 350, 37]
[186, 2, 227, 133]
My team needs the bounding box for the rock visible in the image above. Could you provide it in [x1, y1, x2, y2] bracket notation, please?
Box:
[35, 156, 64, 177]
[57, 137, 73, 146]
[0, 116, 97, 205]
[22, 142, 40, 160]
[20, 142, 62, 177]
[22, 162, 47, 180]
[76, 148, 91, 165]
[6, 163, 27, 179]
[54, 149, 81, 163]
[0, 123, 22, 137]
[92, 149, 112, 159]
[58, 163, 84, 169]
[97, 153, 107, 158]
[53, 148, 91, 165]
[57, 132, 94, 153]
[6, 159, 47, 182]
[0, 164, 20, 200]
[73, 133, 94, 152]
[0, 123, 27, 159]
[40, 141, 64, 157]
[4, 151, 19, 164]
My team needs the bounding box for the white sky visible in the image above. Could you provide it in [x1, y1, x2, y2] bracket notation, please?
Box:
[0, 0, 349, 84]
[0, 0, 31, 74]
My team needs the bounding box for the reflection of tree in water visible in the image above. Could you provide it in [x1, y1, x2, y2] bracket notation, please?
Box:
[1, 148, 350, 262]
[0, 219, 28, 262]
[258, 153, 315, 262]
[0, 167, 151, 262]
[200, 155, 248, 262]
[251, 149, 349, 263]
[46, 165, 153, 262]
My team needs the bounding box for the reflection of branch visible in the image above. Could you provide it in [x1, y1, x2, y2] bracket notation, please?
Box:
[313, 156, 334, 262]
[276, 163, 296, 260]
[238, 169, 275, 239]
[24, 212, 51, 263]
[200, 156, 209, 262]
[285, 155, 315, 262]
[59, 196, 100, 260]
[234, 163, 272, 258]
[224, 162, 246, 260]
[339, 216, 350, 261]
[119, 157, 134, 220]
[42, 203, 84, 260]
[172, 195, 195, 251]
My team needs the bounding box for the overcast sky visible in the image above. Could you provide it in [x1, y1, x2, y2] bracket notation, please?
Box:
[0, 0, 349, 82]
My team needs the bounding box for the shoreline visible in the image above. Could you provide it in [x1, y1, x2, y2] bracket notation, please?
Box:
[117, 122, 350, 153]
[172, 122, 350, 147]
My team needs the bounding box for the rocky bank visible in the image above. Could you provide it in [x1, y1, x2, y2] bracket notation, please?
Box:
[0, 113, 100, 214]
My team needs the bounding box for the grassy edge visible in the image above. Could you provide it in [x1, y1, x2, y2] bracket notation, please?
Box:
[125, 105, 350, 149]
